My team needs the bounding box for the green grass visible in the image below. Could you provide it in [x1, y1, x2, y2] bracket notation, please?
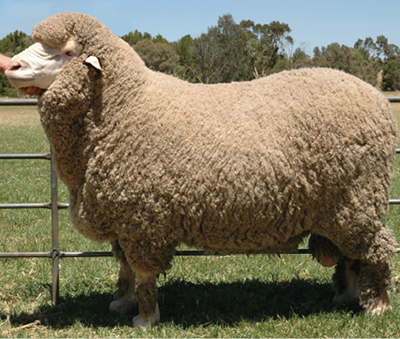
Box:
[1, 104, 400, 337]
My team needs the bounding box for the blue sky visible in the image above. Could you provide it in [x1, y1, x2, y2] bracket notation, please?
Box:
[1, 0, 400, 55]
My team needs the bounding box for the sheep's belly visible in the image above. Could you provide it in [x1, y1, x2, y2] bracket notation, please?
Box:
[182, 219, 311, 254]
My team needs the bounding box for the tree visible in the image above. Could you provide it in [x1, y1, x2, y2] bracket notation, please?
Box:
[312, 41, 381, 86]
[353, 35, 400, 90]
[121, 30, 145, 46]
[212, 14, 251, 82]
[0, 30, 33, 55]
[190, 14, 252, 83]
[152, 34, 169, 44]
[290, 47, 312, 69]
[0, 30, 33, 97]
[190, 14, 293, 83]
[133, 39, 181, 75]
[173, 35, 196, 81]
[4, 18, 400, 96]
[243, 20, 293, 78]
[381, 38, 400, 90]
[190, 31, 222, 83]
[354, 37, 378, 60]
[383, 57, 400, 91]
[121, 31, 169, 46]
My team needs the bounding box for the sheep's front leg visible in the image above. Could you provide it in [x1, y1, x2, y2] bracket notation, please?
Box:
[332, 258, 360, 305]
[109, 258, 137, 315]
[132, 270, 160, 329]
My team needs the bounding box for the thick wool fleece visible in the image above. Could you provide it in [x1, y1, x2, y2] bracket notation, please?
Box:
[35, 13, 397, 275]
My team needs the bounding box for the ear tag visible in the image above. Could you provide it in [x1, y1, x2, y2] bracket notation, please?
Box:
[84, 56, 103, 72]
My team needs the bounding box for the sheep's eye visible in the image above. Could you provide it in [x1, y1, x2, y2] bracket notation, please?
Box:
[65, 51, 75, 57]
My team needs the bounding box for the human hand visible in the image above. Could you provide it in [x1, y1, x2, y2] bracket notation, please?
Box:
[0, 53, 11, 74]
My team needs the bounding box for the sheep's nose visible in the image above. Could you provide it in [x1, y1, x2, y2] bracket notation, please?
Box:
[7, 60, 22, 71]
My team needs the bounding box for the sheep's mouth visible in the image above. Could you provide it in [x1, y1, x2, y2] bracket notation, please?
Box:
[20, 86, 46, 96]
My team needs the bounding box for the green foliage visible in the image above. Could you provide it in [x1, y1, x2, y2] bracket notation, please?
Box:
[133, 39, 181, 75]
[120, 31, 182, 75]
[183, 14, 293, 84]
[312, 43, 378, 85]
[121, 30, 167, 46]
[383, 57, 400, 91]
[0, 30, 34, 97]
[121, 30, 146, 46]
[0, 30, 33, 55]
[173, 35, 196, 81]
[119, 17, 400, 90]
[243, 19, 293, 79]
[380, 41, 400, 91]
[3, 15, 400, 93]
[312, 36, 400, 90]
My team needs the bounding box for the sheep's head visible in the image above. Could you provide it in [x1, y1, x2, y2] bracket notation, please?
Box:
[5, 12, 105, 94]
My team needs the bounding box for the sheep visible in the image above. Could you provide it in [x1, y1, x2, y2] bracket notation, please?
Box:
[6, 12, 398, 328]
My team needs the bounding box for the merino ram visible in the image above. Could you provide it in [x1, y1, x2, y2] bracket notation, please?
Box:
[6, 12, 398, 328]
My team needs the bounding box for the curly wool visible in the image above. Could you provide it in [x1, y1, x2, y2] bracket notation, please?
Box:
[35, 13, 398, 275]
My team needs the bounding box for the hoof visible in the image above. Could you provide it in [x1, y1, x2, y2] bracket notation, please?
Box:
[333, 293, 359, 305]
[332, 284, 359, 305]
[370, 304, 392, 316]
[367, 288, 392, 315]
[132, 303, 160, 329]
[109, 297, 137, 316]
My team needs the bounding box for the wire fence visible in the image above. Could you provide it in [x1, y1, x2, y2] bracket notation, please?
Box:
[1, 97, 400, 304]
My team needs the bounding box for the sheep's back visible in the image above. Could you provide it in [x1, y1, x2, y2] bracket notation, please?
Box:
[87, 67, 397, 252]
[140, 67, 396, 192]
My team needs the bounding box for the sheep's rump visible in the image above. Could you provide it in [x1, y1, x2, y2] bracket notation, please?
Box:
[73, 67, 397, 261]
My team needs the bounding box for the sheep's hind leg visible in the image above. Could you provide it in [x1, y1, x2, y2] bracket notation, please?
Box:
[109, 241, 137, 315]
[132, 270, 160, 329]
[358, 261, 394, 315]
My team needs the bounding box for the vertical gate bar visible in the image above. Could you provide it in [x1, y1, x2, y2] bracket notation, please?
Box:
[50, 147, 60, 304]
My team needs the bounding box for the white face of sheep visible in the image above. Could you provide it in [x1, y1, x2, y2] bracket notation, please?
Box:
[5, 38, 101, 92]
[5, 38, 81, 90]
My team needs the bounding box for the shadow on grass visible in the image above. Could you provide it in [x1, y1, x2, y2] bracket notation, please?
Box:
[2, 278, 361, 329]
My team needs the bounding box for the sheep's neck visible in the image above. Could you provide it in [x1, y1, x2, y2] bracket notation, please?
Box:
[40, 111, 88, 190]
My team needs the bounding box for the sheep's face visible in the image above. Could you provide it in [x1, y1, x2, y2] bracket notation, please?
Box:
[5, 38, 83, 92]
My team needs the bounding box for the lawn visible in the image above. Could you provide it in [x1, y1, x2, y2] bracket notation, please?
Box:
[1, 101, 400, 338]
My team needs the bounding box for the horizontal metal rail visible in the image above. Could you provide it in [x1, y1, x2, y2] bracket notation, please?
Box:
[0, 98, 38, 105]
[2, 248, 400, 259]
[0, 152, 67, 210]
[0, 202, 69, 209]
[386, 96, 400, 102]
[0, 153, 50, 160]
[0, 252, 52, 258]
[0, 250, 311, 259]
[3, 148, 400, 208]
[389, 199, 400, 204]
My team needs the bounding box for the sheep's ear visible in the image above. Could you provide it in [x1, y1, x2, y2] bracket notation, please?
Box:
[84, 56, 103, 72]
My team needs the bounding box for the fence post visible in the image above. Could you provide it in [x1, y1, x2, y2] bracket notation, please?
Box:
[50, 148, 60, 304]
